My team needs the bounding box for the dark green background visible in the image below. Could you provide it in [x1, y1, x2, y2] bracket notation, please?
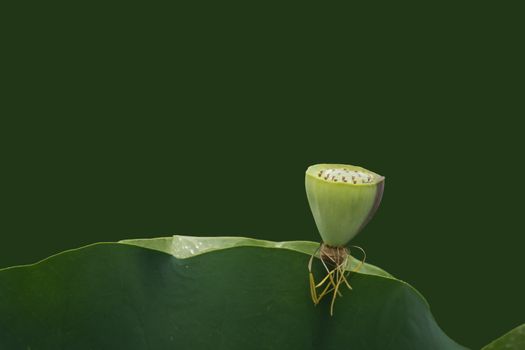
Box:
[2, 4, 523, 349]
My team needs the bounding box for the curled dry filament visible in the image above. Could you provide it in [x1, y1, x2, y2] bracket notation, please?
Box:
[308, 244, 366, 316]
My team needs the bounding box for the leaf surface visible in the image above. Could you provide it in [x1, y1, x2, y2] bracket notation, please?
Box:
[0, 236, 470, 349]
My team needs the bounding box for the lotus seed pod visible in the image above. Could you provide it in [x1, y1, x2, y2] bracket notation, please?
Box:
[305, 164, 385, 247]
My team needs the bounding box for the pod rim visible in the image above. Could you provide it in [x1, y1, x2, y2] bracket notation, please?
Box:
[306, 163, 385, 186]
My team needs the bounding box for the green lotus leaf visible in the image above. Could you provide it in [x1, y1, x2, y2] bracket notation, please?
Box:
[0, 235, 471, 349]
[482, 324, 525, 350]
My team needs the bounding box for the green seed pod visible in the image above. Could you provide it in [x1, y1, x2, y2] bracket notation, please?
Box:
[305, 163, 385, 247]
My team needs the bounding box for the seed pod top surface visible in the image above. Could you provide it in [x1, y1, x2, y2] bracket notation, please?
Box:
[305, 163, 385, 246]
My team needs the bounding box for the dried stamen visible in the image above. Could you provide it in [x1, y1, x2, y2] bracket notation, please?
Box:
[308, 244, 366, 316]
